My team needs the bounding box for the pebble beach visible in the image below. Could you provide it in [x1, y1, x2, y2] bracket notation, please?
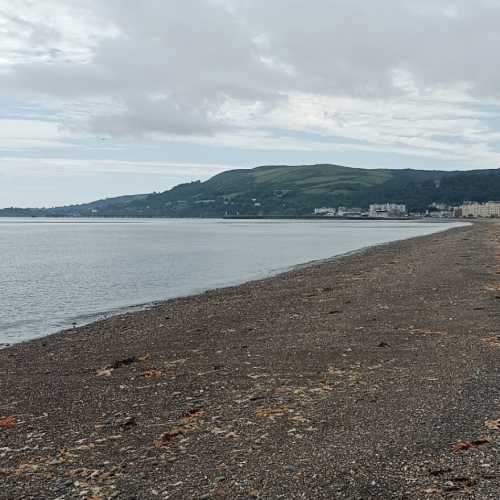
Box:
[1, 221, 499, 499]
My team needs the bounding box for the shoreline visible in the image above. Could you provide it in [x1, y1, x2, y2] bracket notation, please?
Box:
[1, 220, 468, 349]
[1, 221, 499, 498]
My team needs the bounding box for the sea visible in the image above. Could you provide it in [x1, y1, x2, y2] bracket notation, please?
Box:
[0, 218, 467, 345]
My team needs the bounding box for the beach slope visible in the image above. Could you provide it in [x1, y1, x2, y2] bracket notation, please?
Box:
[1, 222, 499, 499]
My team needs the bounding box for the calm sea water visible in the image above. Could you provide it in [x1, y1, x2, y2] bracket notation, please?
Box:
[0, 218, 466, 345]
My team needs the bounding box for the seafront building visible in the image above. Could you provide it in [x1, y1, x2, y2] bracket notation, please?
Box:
[369, 203, 407, 218]
[314, 207, 336, 216]
[337, 206, 363, 217]
[428, 208, 454, 218]
[459, 201, 500, 218]
[427, 202, 455, 218]
[313, 202, 407, 218]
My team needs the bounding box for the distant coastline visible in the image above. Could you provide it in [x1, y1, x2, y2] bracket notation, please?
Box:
[221, 214, 457, 221]
[0, 213, 464, 222]
[2, 163, 500, 219]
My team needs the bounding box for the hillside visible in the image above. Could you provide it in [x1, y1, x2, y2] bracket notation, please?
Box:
[2, 164, 500, 217]
[0, 193, 148, 217]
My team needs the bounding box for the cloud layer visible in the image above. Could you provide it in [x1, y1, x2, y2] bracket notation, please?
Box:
[2, 0, 500, 180]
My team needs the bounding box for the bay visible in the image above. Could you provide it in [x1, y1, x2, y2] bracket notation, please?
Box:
[0, 218, 466, 345]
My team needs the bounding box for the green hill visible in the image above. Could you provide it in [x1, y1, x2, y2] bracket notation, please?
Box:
[106, 164, 500, 216]
[2, 164, 500, 217]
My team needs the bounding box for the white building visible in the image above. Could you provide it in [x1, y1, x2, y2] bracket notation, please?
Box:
[369, 203, 407, 218]
[428, 203, 454, 218]
[314, 207, 336, 216]
[337, 206, 363, 217]
[460, 201, 500, 218]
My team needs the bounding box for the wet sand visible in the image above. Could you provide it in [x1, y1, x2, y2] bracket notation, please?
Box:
[1, 221, 499, 499]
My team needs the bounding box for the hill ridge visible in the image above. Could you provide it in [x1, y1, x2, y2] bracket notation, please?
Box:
[1, 164, 499, 217]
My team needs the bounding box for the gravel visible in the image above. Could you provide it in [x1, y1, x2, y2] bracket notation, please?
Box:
[1, 221, 499, 499]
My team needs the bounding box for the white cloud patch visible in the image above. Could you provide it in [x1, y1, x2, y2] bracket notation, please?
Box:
[0, 156, 235, 178]
[0, 119, 72, 148]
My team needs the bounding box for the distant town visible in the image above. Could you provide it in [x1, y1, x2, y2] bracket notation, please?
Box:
[313, 201, 500, 219]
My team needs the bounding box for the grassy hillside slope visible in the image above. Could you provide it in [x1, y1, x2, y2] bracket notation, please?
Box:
[119, 164, 500, 217]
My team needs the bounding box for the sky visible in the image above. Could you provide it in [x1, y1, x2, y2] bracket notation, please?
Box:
[2, 1, 500, 207]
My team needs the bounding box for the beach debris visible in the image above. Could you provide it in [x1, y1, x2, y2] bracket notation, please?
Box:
[153, 428, 185, 448]
[322, 365, 363, 387]
[0, 416, 16, 429]
[442, 483, 465, 493]
[110, 356, 137, 369]
[147, 362, 179, 377]
[153, 407, 204, 448]
[96, 367, 113, 377]
[484, 283, 500, 292]
[311, 382, 335, 393]
[428, 467, 453, 477]
[412, 329, 448, 337]
[183, 407, 204, 420]
[74, 443, 96, 451]
[452, 438, 492, 451]
[326, 367, 345, 376]
[96, 354, 149, 376]
[421, 487, 443, 495]
[248, 373, 269, 380]
[288, 415, 309, 424]
[482, 336, 500, 347]
[211, 427, 229, 436]
[377, 342, 390, 348]
[140, 357, 187, 378]
[485, 419, 500, 430]
[0, 449, 78, 477]
[114, 416, 136, 429]
[0, 463, 41, 476]
[142, 369, 164, 379]
[255, 406, 290, 419]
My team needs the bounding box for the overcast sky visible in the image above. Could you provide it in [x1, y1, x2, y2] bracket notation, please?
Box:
[2, 0, 500, 207]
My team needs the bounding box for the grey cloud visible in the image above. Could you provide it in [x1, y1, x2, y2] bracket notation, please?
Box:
[3, 0, 500, 137]
[239, 0, 500, 97]
[89, 95, 224, 137]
